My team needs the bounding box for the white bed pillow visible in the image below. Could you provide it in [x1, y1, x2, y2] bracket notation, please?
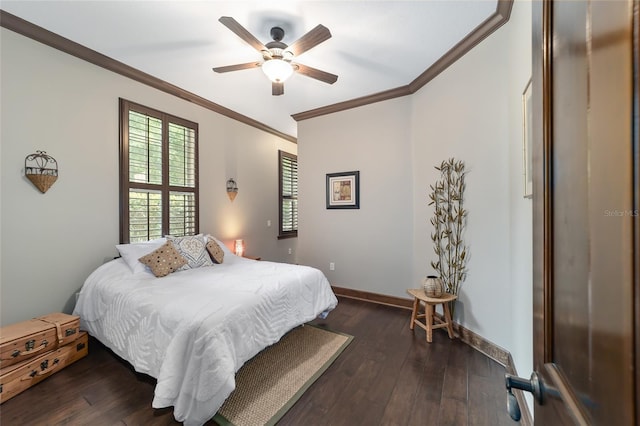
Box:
[116, 238, 167, 274]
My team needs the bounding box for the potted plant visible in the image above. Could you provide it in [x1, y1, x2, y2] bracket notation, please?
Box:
[428, 158, 468, 311]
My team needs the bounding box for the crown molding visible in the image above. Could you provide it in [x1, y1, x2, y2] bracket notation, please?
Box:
[0, 10, 297, 144]
[292, 0, 513, 122]
[291, 86, 411, 122]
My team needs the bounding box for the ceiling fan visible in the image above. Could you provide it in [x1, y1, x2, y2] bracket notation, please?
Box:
[212, 16, 338, 96]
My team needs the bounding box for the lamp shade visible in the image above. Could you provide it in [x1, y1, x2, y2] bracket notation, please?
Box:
[262, 59, 293, 83]
[234, 239, 244, 257]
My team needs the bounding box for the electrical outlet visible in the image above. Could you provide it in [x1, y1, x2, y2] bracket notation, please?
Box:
[288, 248, 292, 255]
[329, 262, 335, 271]
[267, 220, 272, 227]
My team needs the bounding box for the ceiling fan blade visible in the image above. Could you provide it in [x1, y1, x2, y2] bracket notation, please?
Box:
[286, 24, 332, 56]
[219, 16, 268, 52]
[272, 82, 284, 96]
[212, 62, 261, 73]
[294, 63, 338, 84]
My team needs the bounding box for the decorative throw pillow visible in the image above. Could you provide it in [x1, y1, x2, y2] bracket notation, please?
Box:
[167, 234, 213, 269]
[205, 235, 234, 256]
[206, 238, 225, 264]
[138, 241, 187, 278]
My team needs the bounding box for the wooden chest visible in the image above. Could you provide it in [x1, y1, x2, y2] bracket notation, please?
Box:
[0, 313, 81, 369]
[0, 331, 88, 403]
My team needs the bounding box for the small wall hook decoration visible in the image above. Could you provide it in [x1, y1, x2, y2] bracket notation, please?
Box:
[25, 151, 58, 193]
[226, 178, 238, 201]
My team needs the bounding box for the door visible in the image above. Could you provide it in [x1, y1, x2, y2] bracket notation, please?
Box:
[525, 0, 639, 424]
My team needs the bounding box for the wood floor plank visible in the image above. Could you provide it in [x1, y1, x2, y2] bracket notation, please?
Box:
[468, 373, 500, 426]
[439, 397, 468, 426]
[440, 344, 469, 403]
[407, 338, 451, 426]
[379, 325, 440, 425]
[488, 354, 516, 426]
[1, 296, 515, 425]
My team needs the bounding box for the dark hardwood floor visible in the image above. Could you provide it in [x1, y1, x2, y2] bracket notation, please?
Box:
[0, 297, 514, 425]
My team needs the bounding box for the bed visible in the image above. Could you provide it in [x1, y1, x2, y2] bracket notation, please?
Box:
[72, 236, 338, 426]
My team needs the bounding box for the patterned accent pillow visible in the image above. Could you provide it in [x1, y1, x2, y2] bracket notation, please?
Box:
[206, 238, 225, 264]
[167, 235, 213, 269]
[138, 241, 188, 277]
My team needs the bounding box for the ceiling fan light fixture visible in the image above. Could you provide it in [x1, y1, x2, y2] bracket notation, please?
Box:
[215, 17, 336, 93]
[262, 59, 293, 83]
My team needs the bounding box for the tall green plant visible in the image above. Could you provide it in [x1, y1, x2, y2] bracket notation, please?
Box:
[428, 158, 468, 296]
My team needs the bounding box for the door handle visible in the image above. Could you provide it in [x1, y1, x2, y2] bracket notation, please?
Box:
[505, 372, 544, 421]
[507, 367, 593, 423]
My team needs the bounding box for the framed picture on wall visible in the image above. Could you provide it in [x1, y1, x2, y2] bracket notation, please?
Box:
[326, 171, 360, 209]
[522, 78, 533, 198]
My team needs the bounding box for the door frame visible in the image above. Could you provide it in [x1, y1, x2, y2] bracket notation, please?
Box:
[532, 0, 640, 423]
[634, 2, 640, 423]
[531, 0, 553, 371]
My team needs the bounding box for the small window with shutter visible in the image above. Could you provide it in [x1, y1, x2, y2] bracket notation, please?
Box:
[120, 99, 198, 243]
[278, 150, 298, 239]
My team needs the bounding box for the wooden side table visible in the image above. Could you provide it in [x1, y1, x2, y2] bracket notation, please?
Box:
[407, 289, 457, 343]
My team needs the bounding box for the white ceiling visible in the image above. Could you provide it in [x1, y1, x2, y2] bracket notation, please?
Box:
[1, 1, 498, 138]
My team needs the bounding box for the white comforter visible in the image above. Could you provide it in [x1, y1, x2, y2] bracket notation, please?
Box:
[73, 254, 338, 426]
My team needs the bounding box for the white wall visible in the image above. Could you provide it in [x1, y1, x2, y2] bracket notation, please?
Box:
[411, 0, 533, 382]
[0, 28, 297, 325]
[298, 98, 413, 296]
[411, 27, 511, 343]
[506, 0, 534, 409]
[298, 0, 533, 399]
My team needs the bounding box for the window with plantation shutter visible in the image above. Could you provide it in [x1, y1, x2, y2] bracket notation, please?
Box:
[278, 150, 298, 239]
[120, 99, 198, 243]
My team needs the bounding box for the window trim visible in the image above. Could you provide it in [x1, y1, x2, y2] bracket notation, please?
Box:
[119, 98, 199, 243]
[278, 150, 298, 239]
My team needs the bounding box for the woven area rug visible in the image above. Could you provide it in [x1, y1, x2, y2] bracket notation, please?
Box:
[213, 324, 353, 426]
